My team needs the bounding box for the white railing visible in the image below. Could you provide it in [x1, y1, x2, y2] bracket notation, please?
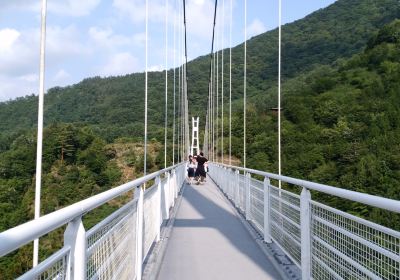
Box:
[0, 163, 186, 280]
[209, 163, 400, 280]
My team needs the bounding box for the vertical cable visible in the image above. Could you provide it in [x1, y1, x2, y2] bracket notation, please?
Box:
[221, 0, 224, 164]
[211, 57, 214, 160]
[243, 0, 247, 168]
[213, 49, 216, 161]
[211, 58, 214, 160]
[278, 0, 282, 188]
[144, 0, 149, 176]
[209, 0, 218, 162]
[33, 0, 48, 267]
[177, 1, 181, 161]
[216, 13, 219, 162]
[181, 12, 184, 159]
[229, 0, 232, 166]
[173, 0, 176, 165]
[182, 0, 189, 157]
[164, 0, 169, 168]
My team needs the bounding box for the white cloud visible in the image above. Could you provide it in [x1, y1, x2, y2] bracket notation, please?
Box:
[0, 25, 90, 100]
[148, 64, 163, 72]
[0, 27, 39, 77]
[48, 0, 101, 17]
[100, 52, 139, 76]
[88, 26, 145, 49]
[247, 18, 266, 38]
[19, 74, 39, 83]
[112, 0, 168, 24]
[53, 69, 71, 83]
[0, 0, 39, 12]
[0, 29, 20, 52]
[0, 75, 37, 101]
[47, 25, 90, 58]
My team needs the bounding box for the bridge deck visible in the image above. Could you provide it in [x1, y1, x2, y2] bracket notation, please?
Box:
[157, 178, 282, 280]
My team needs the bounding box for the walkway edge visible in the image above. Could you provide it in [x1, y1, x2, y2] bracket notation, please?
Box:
[142, 182, 187, 280]
[211, 177, 301, 280]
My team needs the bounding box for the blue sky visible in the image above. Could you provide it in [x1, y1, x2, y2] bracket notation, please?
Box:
[0, 0, 336, 101]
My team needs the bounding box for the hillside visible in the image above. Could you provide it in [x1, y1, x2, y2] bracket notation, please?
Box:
[0, 124, 168, 278]
[0, 0, 399, 144]
[232, 19, 400, 229]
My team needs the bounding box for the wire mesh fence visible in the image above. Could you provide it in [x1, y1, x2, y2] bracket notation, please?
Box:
[311, 201, 400, 280]
[209, 163, 400, 280]
[86, 200, 137, 280]
[17, 247, 70, 280]
[10, 164, 186, 280]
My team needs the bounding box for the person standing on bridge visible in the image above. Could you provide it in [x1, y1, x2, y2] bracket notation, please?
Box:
[186, 155, 196, 184]
[195, 152, 208, 185]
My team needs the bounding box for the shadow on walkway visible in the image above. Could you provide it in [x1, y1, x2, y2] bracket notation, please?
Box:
[157, 180, 281, 280]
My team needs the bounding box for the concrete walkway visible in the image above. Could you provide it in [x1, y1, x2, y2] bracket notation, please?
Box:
[157, 179, 282, 280]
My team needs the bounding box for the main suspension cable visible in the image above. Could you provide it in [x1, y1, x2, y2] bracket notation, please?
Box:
[207, 0, 218, 160]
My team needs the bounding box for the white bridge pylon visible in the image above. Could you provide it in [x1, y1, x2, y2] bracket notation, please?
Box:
[191, 117, 200, 156]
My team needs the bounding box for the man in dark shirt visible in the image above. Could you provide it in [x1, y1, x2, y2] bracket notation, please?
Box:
[195, 152, 208, 184]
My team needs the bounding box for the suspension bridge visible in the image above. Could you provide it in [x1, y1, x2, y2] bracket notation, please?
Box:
[1, 0, 400, 279]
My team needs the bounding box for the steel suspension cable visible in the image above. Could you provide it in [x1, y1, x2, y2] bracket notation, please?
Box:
[177, 2, 182, 161]
[229, 0, 232, 165]
[33, 0, 48, 267]
[209, 0, 218, 161]
[144, 0, 149, 176]
[278, 0, 282, 188]
[173, 0, 177, 165]
[182, 0, 189, 157]
[243, 0, 247, 168]
[164, 0, 169, 168]
[213, 48, 216, 161]
[221, 0, 225, 163]
[181, 10, 184, 159]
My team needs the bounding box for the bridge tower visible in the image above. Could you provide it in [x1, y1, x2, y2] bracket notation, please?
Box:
[191, 117, 200, 156]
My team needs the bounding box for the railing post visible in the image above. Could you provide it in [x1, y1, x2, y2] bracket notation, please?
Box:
[263, 177, 272, 243]
[173, 169, 178, 199]
[300, 187, 312, 279]
[156, 176, 161, 242]
[235, 170, 239, 207]
[223, 167, 227, 192]
[246, 172, 251, 220]
[135, 185, 144, 280]
[64, 216, 86, 280]
[168, 171, 174, 208]
[228, 168, 232, 198]
[164, 173, 170, 219]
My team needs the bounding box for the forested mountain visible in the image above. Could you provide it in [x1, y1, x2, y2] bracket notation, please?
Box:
[1, 0, 400, 277]
[235, 19, 400, 230]
[0, 0, 398, 142]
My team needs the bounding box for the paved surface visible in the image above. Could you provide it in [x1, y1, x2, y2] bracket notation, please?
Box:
[157, 179, 282, 280]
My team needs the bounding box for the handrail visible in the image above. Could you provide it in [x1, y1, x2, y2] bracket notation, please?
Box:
[210, 163, 400, 279]
[0, 163, 184, 257]
[213, 163, 400, 213]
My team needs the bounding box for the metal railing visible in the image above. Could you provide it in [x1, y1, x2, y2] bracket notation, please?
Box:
[0, 163, 186, 280]
[209, 163, 400, 280]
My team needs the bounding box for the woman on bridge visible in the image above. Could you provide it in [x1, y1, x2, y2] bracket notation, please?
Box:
[195, 152, 208, 185]
[186, 155, 196, 184]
